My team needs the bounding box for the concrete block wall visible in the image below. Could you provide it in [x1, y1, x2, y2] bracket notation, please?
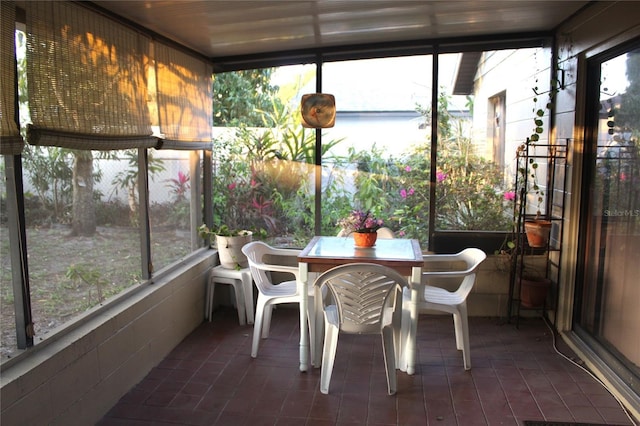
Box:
[469, 255, 511, 317]
[0, 252, 215, 426]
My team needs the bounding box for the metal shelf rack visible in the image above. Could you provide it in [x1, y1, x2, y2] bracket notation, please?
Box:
[507, 139, 569, 327]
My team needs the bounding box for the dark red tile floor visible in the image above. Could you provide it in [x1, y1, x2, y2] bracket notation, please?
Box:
[99, 306, 637, 426]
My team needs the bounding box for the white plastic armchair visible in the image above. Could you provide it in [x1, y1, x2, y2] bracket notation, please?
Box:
[315, 263, 408, 395]
[402, 248, 486, 370]
[242, 241, 315, 358]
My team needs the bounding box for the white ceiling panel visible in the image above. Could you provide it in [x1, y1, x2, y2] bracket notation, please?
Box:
[70, 1, 590, 58]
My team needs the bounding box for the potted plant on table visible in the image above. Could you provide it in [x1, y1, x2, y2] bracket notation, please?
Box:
[337, 209, 384, 247]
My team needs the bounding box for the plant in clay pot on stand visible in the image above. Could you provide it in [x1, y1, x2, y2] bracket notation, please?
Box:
[501, 151, 554, 320]
[498, 222, 552, 313]
[516, 65, 563, 249]
[523, 219, 552, 248]
[504, 63, 569, 324]
[337, 210, 384, 248]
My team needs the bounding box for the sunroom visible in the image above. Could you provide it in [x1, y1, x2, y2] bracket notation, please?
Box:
[1, 1, 639, 425]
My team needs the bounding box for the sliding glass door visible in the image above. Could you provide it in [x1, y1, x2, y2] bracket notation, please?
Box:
[577, 39, 640, 392]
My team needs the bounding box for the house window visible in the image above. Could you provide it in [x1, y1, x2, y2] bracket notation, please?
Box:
[0, 2, 211, 357]
[22, 148, 145, 345]
[148, 149, 200, 271]
[212, 65, 317, 246]
[489, 92, 506, 169]
[322, 56, 431, 240]
[211, 49, 545, 249]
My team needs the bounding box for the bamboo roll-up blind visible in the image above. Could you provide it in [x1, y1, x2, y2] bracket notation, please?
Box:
[154, 41, 213, 150]
[24, 1, 156, 150]
[1, 1, 24, 155]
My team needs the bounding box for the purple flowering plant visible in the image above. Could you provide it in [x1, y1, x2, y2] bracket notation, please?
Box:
[337, 210, 383, 234]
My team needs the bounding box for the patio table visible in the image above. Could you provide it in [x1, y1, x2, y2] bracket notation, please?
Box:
[297, 236, 423, 374]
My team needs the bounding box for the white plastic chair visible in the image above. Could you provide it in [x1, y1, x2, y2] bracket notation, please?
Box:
[376, 227, 395, 239]
[336, 226, 395, 238]
[402, 248, 486, 370]
[242, 241, 315, 358]
[315, 263, 408, 395]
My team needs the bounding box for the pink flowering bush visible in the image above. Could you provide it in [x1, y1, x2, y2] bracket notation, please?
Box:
[383, 132, 513, 243]
[504, 190, 516, 202]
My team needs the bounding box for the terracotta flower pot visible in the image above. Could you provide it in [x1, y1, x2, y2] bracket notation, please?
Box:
[519, 276, 551, 308]
[524, 220, 552, 247]
[353, 231, 377, 247]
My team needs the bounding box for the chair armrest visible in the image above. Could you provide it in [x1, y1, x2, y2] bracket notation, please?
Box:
[252, 262, 301, 280]
[421, 270, 475, 285]
[422, 253, 460, 263]
[422, 270, 474, 278]
[257, 247, 303, 278]
[266, 247, 302, 256]
[422, 254, 477, 275]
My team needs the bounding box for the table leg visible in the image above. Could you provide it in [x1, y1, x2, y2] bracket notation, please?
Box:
[241, 270, 254, 325]
[405, 265, 422, 375]
[205, 276, 212, 320]
[298, 261, 309, 372]
[313, 278, 324, 368]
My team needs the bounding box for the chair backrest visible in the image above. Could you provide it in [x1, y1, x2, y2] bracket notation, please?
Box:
[376, 227, 395, 239]
[336, 228, 349, 237]
[315, 263, 408, 334]
[422, 248, 487, 299]
[242, 241, 301, 294]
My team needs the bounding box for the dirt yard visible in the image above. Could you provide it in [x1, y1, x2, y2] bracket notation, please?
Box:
[0, 225, 191, 358]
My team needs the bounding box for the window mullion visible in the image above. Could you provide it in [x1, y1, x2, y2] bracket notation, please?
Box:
[138, 149, 152, 279]
[202, 150, 213, 247]
[4, 155, 34, 349]
[428, 50, 439, 252]
[189, 151, 202, 251]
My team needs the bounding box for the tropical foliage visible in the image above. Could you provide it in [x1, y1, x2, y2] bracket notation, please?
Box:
[212, 81, 514, 247]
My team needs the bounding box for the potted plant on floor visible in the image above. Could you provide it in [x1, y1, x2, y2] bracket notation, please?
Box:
[519, 270, 551, 308]
[498, 229, 552, 311]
